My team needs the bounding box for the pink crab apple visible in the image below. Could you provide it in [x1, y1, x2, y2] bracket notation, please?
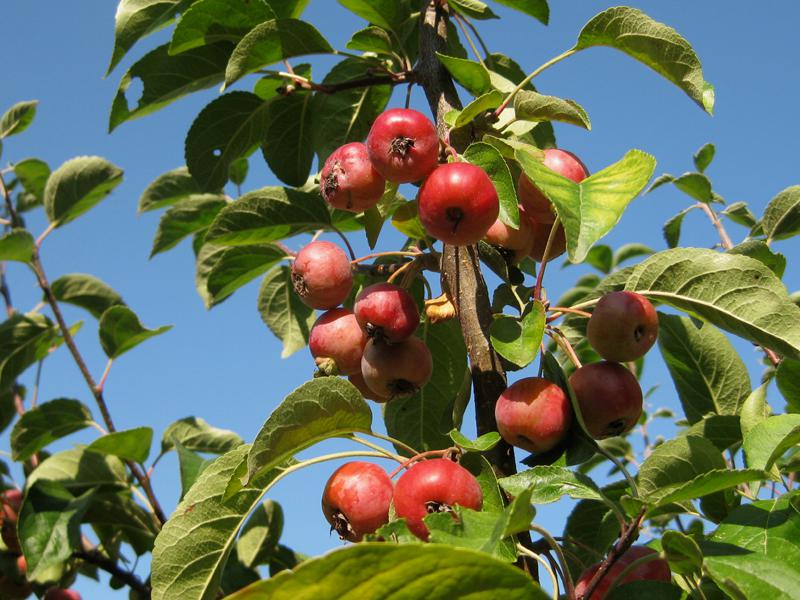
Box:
[518, 148, 589, 224]
[495, 377, 573, 453]
[347, 372, 390, 403]
[291, 241, 353, 310]
[309, 308, 367, 376]
[587, 291, 659, 362]
[529, 220, 567, 262]
[43, 590, 83, 600]
[418, 162, 499, 246]
[484, 211, 536, 264]
[569, 361, 643, 439]
[321, 462, 394, 542]
[574, 545, 671, 599]
[320, 142, 386, 213]
[360, 337, 433, 399]
[366, 108, 439, 183]
[393, 458, 483, 540]
[354, 282, 420, 343]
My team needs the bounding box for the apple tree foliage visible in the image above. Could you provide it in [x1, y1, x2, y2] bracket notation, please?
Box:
[1, 1, 800, 599]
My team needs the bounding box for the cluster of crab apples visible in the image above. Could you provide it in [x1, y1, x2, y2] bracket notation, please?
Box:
[0, 489, 81, 599]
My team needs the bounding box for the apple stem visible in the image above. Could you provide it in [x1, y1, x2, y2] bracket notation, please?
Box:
[495, 49, 577, 118]
[516, 543, 560, 600]
[534, 217, 561, 301]
[529, 524, 575, 600]
[388, 448, 456, 479]
[545, 326, 583, 369]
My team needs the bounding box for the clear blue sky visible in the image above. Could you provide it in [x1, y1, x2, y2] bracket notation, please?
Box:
[2, 1, 800, 597]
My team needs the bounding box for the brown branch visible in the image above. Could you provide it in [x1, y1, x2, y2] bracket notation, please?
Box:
[280, 70, 416, 95]
[74, 549, 150, 597]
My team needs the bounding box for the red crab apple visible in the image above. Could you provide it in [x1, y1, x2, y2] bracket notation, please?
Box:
[418, 162, 499, 246]
[354, 282, 420, 343]
[484, 211, 536, 264]
[574, 545, 671, 599]
[44, 590, 82, 600]
[495, 377, 573, 453]
[291, 241, 353, 310]
[322, 462, 393, 542]
[0, 551, 30, 600]
[309, 308, 367, 376]
[569, 361, 643, 439]
[393, 458, 483, 540]
[366, 108, 439, 183]
[320, 142, 386, 212]
[0, 489, 22, 554]
[347, 372, 390, 403]
[361, 337, 433, 399]
[529, 220, 567, 262]
[518, 148, 588, 224]
[587, 291, 659, 362]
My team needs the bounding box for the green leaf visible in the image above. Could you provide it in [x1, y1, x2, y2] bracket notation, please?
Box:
[10, 399, 93, 461]
[426, 507, 514, 561]
[110, 42, 231, 131]
[453, 90, 504, 128]
[704, 551, 800, 600]
[743, 414, 800, 473]
[682, 415, 742, 452]
[26, 447, 128, 492]
[206, 187, 330, 246]
[261, 92, 316, 187]
[515, 148, 656, 263]
[337, 0, 403, 32]
[568, 244, 611, 273]
[161, 416, 244, 454]
[722, 201, 758, 228]
[98, 305, 172, 359]
[246, 378, 372, 485]
[513, 90, 591, 130]
[740, 385, 770, 442]
[225, 543, 549, 600]
[224, 19, 332, 87]
[499, 466, 607, 505]
[44, 156, 124, 227]
[18, 481, 93, 584]
[661, 530, 703, 576]
[436, 53, 492, 96]
[267, 0, 311, 19]
[490, 301, 545, 368]
[574, 6, 714, 114]
[0, 100, 38, 138]
[237, 500, 283, 568]
[638, 435, 726, 499]
[663, 207, 694, 248]
[645, 468, 767, 508]
[84, 490, 159, 555]
[51, 273, 126, 319]
[0, 229, 34, 263]
[257, 265, 315, 358]
[626, 248, 800, 360]
[464, 141, 518, 228]
[391, 201, 428, 240]
[762, 186, 800, 242]
[0, 313, 58, 390]
[138, 166, 203, 213]
[200, 243, 287, 306]
[174, 440, 212, 499]
[13, 157, 51, 210]
[728, 240, 786, 278]
[449, 0, 499, 20]
[669, 172, 714, 203]
[449, 430, 502, 452]
[489, 0, 549, 24]
[151, 195, 227, 257]
[170, 0, 276, 54]
[776, 359, 800, 412]
[151, 445, 287, 600]
[346, 26, 395, 56]
[229, 157, 249, 186]
[88, 427, 154, 463]
[311, 59, 392, 165]
[384, 320, 468, 454]
[106, 0, 194, 74]
[657, 313, 750, 424]
[186, 92, 272, 191]
[694, 143, 716, 173]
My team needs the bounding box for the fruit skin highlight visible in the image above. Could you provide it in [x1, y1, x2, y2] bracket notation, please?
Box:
[569, 361, 643, 439]
[366, 108, 439, 183]
[291, 241, 353, 310]
[418, 162, 499, 246]
[574, 545, 671, 599]
[518, 148, 588, 224]
[309, 308, 367, 376]
[321, 462, 394, 542]
[354, 282, 420, 343]
[393, 458, 483, 540]
[587, 291, 659, 362]
[360, 337, 433, 399]
[495, 377, 573, 453]
[320, 142, 386, 213]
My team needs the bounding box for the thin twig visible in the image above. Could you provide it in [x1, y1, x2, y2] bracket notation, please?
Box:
[534, 218, 561, 301]
[74, 549, 150, 597]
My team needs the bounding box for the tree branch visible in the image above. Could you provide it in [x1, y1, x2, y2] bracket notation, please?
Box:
[74, 549, 150, 597]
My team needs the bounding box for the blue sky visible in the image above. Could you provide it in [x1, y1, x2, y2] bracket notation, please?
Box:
[2, 1, 799, 597]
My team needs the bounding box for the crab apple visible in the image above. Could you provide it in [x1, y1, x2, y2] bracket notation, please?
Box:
[569, 361, 643, 439]
[347, 372, 390, 403]
[484, 212, 535, 264]
[360, 337, 433, 399]
[418, 162, 499, 246]
[309, 308, 367, 376]
[529, 220, 567, 262]
[587, 291, 659, 362]
[0, 552, 30, 600]
[354, 282, 420, 343]
[321, 462, 394, 542]
[518, 148, 589, 224]
[0, 489, 22, 554]
[393, 458, 483, 540]
[291, 241, 353, 310]
[366, 108, 439, 183]
[320, 142, 386, 212]
[44, 590, 82, 600]
[495, 377, 573, 453]
[574, 545, 671, 599]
